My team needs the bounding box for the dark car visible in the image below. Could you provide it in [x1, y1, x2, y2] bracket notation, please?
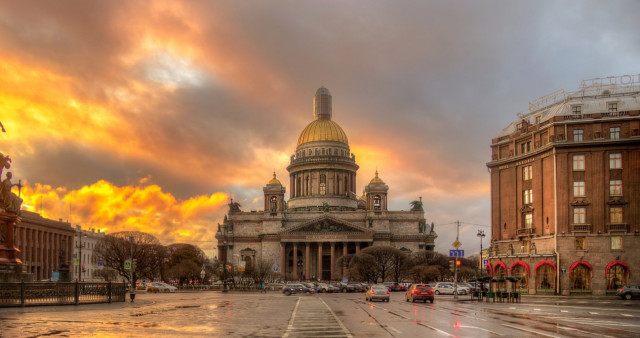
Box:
[617, 285, 640, 300]
[405, 283, 434, 303]
[282, 283, 314, 296]
[352, 283, 366, 292]
[332, 282, 355, 293]
[383, 282, 401, 292]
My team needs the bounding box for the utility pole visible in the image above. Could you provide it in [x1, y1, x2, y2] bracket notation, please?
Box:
[454, 220, 460, 299]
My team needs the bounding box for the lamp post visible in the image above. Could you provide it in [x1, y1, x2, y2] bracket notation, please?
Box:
[200, 266, 205, 287]
[129, 236, 135, 302]
[477, 230, 486, 294]
[74, 228, 87, 282]
[222, 240, 228, 293]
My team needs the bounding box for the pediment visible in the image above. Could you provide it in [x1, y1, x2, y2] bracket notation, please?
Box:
[281, 215, 373, 235]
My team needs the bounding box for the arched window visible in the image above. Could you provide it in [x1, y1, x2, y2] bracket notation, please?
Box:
[511, 263, 529, 292]
[606, 263, 627, 290]
[536, 264, 555, 291]
[320, 174, 326, 195]
[373, 195, 381, 210]
[270, 196, 277, 212]
[570, 263, 591, 290]
[494, 264, 506, 291]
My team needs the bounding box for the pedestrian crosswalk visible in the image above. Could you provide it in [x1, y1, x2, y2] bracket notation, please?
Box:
[282, 297, 352, 338]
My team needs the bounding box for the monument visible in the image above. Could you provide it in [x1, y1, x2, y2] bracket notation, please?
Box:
[0, 143, 31, 281]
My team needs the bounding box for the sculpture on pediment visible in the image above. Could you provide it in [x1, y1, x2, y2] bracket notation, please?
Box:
[418, 220, 426, 233]
[298, 219, 360, 233]
[322, 202, 329, 212]
[410, 197, 424, 211]
[228, 198, 241, 213]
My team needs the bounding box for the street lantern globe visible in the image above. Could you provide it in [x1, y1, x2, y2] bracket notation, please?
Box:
[200, 269, 205, 279]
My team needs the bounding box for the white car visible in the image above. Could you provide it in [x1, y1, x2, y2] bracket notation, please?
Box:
[148, 282, 177, 293]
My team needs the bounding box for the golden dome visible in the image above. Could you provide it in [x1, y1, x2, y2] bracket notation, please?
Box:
[369, 170, 385, 184]
[267, 172, 282, 185]
[297, 119, 349, 146]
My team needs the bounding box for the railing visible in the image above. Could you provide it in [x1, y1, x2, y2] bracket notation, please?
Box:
[517, 228, 535, 236]
[0, 282, 126, 307]
[572, 224, 591, 232]
[608, 223, 629, 232]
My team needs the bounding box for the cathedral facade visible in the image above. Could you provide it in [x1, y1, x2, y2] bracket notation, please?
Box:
[215, 87, 436, 281]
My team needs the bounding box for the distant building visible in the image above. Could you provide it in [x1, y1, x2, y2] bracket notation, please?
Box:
[216, 87, 437, 281]
[487, 76, 640, 295]
[14, 211, 75, 281]
[73, 225, 106, 281]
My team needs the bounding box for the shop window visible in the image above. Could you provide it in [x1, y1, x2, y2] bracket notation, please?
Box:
[607, 264, 627, 290]
[512, 264, 528, 292]
[570, 264, 591, 290]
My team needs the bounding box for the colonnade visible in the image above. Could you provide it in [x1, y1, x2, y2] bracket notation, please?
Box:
[279, 241, 369, 281]
[14, 226, 74, 281]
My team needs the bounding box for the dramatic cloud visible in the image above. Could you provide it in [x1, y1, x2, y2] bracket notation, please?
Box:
[1, 0, 638, 254]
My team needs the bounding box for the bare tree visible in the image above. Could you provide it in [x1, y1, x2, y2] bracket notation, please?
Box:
[248, 258, 276, 285]
[359, 246, 405, 282]
[163, 243, 207, 286]
[95, 231, 166, 286]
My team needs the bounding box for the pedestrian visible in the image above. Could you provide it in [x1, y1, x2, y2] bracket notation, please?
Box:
[260, 281, 266, 293]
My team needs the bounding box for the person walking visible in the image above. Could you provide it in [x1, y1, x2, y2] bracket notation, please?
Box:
[260, 282, 267, 293]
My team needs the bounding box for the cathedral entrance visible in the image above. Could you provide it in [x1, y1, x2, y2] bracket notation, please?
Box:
[322, 255, 331, 281]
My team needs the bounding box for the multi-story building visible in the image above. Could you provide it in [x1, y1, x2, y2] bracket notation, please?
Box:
[14, 211, 75, 281]
[72, 225, 107, 281]
[216, 87, 437, 281]
[487, 75, 640, 295]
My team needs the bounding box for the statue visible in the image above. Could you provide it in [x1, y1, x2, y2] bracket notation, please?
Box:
[409, 197, 424, 211]
[418, 220, 426, 233]
[228, 198, 241, 213]
[430, 222, 434, 233]
[0, 152, 11, 178]
[0, 172, 23, 214]
[322, 202, 329, 212]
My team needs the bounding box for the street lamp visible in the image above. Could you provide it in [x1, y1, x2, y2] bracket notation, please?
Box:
[222, 240, 228, 293]
[74, 228, 87, 282]
[477, 230, 486, 294]
[200, 266, 205, 286]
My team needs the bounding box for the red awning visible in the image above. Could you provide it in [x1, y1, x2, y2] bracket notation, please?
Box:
[485, 263, 493, 277]
[605, 260, 630, 278]
[534, 260, 556, 276]
[510, 261, 530, 276]
[569, 261, 592, 277]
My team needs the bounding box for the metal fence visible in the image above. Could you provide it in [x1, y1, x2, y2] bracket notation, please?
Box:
[0, 282, 126, 307]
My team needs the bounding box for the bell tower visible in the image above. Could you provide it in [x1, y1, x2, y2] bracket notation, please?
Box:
[365, 170, 388, 211]
[263, 172, 285, 214]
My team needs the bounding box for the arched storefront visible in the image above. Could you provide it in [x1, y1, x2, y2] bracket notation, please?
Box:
[606, 260, 629, 291]
[535, 261, 556, 293]
[510, 261, 530, 293]
[494, 262, 507, 291]
[570, 261, 592, 291]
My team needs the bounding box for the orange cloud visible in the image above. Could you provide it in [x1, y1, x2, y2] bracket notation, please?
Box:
[20, 179, 228, 252]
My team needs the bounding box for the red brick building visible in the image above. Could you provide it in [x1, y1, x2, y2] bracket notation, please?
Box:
[486, 76, 640, 295]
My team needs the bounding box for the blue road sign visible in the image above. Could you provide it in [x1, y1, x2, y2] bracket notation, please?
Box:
[449, 249, 465, 257]
[273, 265, 279, 272]
[98, 261, 104, 267]
[483, 259, 488, 265]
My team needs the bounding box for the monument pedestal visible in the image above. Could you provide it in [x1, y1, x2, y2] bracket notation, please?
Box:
[0, 211, 32, 282]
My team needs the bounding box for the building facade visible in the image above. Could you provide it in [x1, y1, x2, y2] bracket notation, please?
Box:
[487, 76, 640, 295]
[216, 87, 437, 281]
[14, 211, 75, 281]
[72, 225, 107, 281]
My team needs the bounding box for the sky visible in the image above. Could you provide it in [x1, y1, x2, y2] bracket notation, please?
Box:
[1, 1, 638, 258]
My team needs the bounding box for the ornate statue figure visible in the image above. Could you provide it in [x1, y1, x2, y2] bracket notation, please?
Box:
[418, 220, 426, 233]
[409, 197, 424, 211]
[228, 198, 242, 213]
[0, 172, 22, 214]
[0, 152, 11, 178]
[430, 222, 434, 233]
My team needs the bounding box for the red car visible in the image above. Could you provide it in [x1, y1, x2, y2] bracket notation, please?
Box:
[405, 283, 434, 303]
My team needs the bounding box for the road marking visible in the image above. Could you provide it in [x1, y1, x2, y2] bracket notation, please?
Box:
[283, 297, 352, 338]
[621, 314, 633, 317]
[560, 310, 568, 313]
[509, 307, 516, 310]
[502, 323, 562, 338]
[534, 308, 541, 311]
[460, 325, 504, 336]
[588, 312, 598, 315]
[388, 326, 401, 334]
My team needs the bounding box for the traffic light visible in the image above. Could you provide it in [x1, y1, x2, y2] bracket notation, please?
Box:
[456, 260, 461, 267]
[132, 259, 137, 270]
[449, 260, 455, 272]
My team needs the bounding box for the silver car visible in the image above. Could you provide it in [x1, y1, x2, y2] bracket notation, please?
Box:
[366, 285, 390, 302]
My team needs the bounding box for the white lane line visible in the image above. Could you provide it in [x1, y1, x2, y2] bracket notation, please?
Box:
[283, 297, 302, 338]
[319, 297, 353, 338]
[460, 325, 504, 336]
[502, 323, 562, 338]
[560, 310, 569, 313]
[589, 312, 598, 315]
[621, 314, 633, 317]
[388, 326, 402, 334]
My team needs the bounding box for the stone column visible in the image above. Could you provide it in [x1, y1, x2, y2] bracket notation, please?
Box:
[280, 243, 286, 278]
[330, 243, 335, 280]
[342, 242, 348, 276]
[317, 244, 323, 281]
[305, 243, 310, 280]
[292, 243, 298, 279]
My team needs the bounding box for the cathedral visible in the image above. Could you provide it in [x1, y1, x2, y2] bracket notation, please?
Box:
[215, 87, 437, 281]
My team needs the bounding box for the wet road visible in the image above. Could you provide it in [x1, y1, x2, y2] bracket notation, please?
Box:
[1, 291, 639, 337]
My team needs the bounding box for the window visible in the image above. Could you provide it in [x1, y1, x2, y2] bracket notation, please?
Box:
[319, 174, 326, 195]
[610, 127, 620, 140]
[607, 264, 627, 290]
[523, 189, 533, 204]
[571, 264, 591, 290]
[609, 153, 622, 169]
[573, 155, 585, 170]
[573, 208, 586, 224]
[575, 237, 586, 250]
[536, 264, 555, 291]
[373, 195, 381, 210]
[573, 181, 585, 197]
[611, 236, 623, 250]
[573, 129, 583, 142]
[608, 102, 618, 112]
[520, 141, 531, 154]
[610, 207, 623, 224]
[610, 180, 622, 195]
[523, 166, 532, 180]
[524, 213, 532, 229]
[571, 105, 582, 115]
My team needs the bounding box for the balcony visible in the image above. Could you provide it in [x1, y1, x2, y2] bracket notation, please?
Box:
[608, 223, 629, 232]
[572, 224, 591, 232]
[517, 228, 535, 237]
